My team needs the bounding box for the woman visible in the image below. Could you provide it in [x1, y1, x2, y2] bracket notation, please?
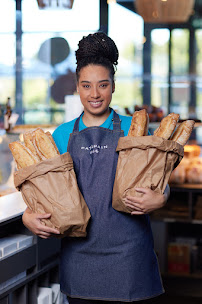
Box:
[23, 32, 169, 303]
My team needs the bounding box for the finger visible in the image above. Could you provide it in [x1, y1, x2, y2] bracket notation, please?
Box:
[125, 202, 143, 212]
[125, 196, 142, 204]
[124, 197, 142, 207]
[38, 230, 52, 238]
[37, 213, 51, 219]
[38, 224, 60, 234]
[135, 187, 150, 194]
[38, 234, 50, 239]
[131, 211, 145, 215]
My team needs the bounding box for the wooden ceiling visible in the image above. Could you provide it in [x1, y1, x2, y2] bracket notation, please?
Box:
[116, 0, 202, 27]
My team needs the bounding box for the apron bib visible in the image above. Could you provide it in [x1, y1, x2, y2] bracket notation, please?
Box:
[60, 110, 164, 301]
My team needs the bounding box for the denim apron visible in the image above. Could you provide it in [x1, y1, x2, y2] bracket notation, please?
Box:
[60, 111, 164, 302]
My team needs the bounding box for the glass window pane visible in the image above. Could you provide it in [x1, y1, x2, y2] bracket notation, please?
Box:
[108, 2, 143, 113]
[171, 29, 189, 76]
[170, 77, 190, 119]
[151, 81, 169, 114]
[151, 29, 169, 113]
[196, 30, 202, 121]
[0, 0, 16, 32]
[0, 34, 16, 105]
[22, 31, 94, 124]
[151, 29, 169, 78]
[170, 29, 190, 118]
[196, 30, 202, 77]
[22, 0, 99, 32]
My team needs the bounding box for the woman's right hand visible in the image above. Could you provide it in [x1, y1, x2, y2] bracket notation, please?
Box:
[22, 207, 60, 239]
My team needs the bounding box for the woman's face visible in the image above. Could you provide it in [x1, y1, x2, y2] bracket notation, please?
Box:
[77, 64, 115, 117]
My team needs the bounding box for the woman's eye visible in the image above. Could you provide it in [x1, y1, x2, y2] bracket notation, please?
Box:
[83, 85, 90, 88]
[100, 84, 108, 88]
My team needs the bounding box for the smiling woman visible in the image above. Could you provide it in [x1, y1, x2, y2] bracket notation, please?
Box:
[22, 31, 169, 304]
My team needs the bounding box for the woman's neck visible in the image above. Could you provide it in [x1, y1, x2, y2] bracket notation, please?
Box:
[82, 109, 111, 127]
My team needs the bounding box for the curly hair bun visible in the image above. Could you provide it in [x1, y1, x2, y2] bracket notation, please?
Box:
[76, 32, 119, 66]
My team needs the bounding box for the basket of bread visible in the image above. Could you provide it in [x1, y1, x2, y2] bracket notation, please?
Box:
[112, 109, 195, 213]
[9, 128, 91, 237]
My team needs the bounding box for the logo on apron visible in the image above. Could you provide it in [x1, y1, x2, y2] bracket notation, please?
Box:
[81, 144, 108, 154]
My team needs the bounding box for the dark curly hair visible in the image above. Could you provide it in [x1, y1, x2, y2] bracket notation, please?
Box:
[75, 31, 119, 81]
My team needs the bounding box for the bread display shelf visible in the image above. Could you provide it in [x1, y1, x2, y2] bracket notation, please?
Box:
[149, 122, 202, 129]
[170, 183, 202, 190]
[7, 124, 57, 135]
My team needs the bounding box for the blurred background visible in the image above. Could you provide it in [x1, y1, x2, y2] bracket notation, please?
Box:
[1, 0, 202, 126]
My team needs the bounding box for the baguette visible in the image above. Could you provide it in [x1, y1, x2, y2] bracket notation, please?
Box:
[9, 141, 39, 169]
[45, 131, 60, 155]
[170, 120, 195, 146]
[32, 128, 59, 159]
[23, 130, 41, 161]
[128, 109, 149, 137]
[153, 113, 180, 139]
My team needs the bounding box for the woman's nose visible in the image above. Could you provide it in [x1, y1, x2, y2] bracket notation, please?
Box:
[91, 86, 100, 98]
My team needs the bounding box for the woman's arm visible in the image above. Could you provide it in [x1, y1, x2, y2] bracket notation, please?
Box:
[22, 207, 60, 239]
[124, 184, 170, 215]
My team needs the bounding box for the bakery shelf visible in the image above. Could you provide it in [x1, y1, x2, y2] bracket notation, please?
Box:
[0, 259, 59, 300]
[170, 183, 202, 191]
[0, 192, 61, 303]
[0, 245, 36, 285]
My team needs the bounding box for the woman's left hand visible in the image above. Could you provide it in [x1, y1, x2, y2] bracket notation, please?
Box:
[124, 187, 167, 215]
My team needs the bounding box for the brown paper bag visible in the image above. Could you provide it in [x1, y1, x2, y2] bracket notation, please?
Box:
[112, 136, 184, 213]
[14, 152, 91, 237]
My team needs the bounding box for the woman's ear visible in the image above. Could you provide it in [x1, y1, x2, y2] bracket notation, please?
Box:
[112, 81, 115, 93]
[76, 85, 79, 93]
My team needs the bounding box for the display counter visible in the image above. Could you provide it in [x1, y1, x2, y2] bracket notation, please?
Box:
[0, 188, 61, 304]
[0, 192, 25, 224]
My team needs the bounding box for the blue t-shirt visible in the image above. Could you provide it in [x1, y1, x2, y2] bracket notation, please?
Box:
[52, 109, 132, 154]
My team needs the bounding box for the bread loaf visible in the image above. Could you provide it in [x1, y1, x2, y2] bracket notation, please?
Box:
[153, 113, 180, 139]
[170, 120, 195, 146]
[31, 128, 59, 160]
[9, 128, 60, 169]
[128, 109, 149, 137]
[23, 131, 41, 161]
[45, 131, 60, 155]
[9, 141, 39, 169]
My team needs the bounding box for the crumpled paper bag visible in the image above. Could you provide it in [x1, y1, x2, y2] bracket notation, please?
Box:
[112, 136, 184, 213]
[14, 152, 91, 237]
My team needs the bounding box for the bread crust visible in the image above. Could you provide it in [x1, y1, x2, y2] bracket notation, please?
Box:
[23, 130, 41, 161]
[154, 113, 180, 139]
[128, 109, 149, 137]
[9, 128, 60, 170]
[33, 128, 59, 159]
[45, 131, 60, 154]
[170, 120, 195, 146]
[9, 141, 39, 169]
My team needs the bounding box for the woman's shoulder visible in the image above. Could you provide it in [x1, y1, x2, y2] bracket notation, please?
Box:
[52, 118, 77, 154]
[53, 118, 77, 136]
[118, 113, 132, 123]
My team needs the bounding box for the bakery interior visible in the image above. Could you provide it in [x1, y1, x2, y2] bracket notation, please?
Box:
[1, 0, 202, 303]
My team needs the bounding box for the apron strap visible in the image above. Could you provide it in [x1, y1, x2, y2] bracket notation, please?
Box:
[112, 110, 121, 131]
[72, 109, 121, 133]
[72, 112, 82, 133]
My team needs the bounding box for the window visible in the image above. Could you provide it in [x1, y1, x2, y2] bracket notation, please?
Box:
[0, 0, 99, 125]
[151, 29, 169, 114]
[108, 2, 143, 115]
[170, 29, 190, 119]
[0, 0, 16, 107]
